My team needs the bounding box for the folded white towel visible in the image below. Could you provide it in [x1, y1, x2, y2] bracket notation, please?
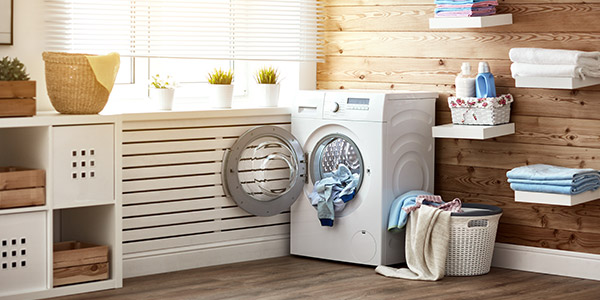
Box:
[511, 63, 600, 79]
[509, 48, 600, 68]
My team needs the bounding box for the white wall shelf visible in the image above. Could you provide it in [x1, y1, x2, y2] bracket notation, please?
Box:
[514, 76, 600, 90]
[515, 189, 600, 206]
[432, 123, 515, 140]
[429, 14, 512, 29]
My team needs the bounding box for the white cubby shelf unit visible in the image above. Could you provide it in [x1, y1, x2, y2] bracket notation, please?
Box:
[432, 123, 515, 140]
[0, 114, 122, 300]
[429, 14, 512, 29]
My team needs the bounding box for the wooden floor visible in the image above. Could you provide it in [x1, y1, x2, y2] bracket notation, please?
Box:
[53, 256, 600, 300]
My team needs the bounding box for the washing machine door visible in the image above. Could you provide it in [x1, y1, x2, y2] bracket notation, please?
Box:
[222, 125, 306, 216]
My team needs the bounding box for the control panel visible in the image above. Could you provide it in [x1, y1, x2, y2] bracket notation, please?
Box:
[323, 92, 386, 121]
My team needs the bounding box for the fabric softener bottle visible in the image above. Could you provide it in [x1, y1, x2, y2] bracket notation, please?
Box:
[475, 61, 496, 98]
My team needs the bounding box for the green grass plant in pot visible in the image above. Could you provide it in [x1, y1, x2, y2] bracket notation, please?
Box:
[149, 74, 175, 110]
[207, 68, 234, 108]
[255, 66, 280, 107]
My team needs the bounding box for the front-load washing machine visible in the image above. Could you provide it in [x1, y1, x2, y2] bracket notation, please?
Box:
[222, 89, 437, 266]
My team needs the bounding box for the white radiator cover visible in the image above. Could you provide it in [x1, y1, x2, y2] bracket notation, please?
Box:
[122, 113, 292, 278]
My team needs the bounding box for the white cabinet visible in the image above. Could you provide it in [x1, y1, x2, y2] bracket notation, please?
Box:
[0, 115, 122, 300]
[53, 125, 115, 209]
[0, 211, 47, 297]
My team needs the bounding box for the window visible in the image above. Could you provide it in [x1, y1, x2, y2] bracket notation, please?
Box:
[45, 0, 323, 105]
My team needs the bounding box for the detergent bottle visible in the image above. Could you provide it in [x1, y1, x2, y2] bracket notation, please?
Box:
[455, 62, 476, 97]
[475, 61, 496, 98]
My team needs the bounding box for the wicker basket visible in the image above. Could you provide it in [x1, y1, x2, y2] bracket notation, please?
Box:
[448, 94, 513, 125]
[42, 52, 110, 114]
[445, 203, 503, 276]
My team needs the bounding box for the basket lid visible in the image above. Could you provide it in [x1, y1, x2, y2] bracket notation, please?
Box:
[451, 203, 502, 217]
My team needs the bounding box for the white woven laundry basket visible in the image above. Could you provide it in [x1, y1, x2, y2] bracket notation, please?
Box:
[448, 94, 513, 125]
[445, 203, 503, 276]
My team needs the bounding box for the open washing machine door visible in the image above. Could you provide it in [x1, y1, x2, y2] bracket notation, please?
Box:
[222, 125, 307, 216]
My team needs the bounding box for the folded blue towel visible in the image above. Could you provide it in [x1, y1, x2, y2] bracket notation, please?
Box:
[387, 190, 432, 231]
[435, 0, 490, 3]
[506, 164, 600, 183]
[508, 176, 600, 187]
[309, 164, 359, 227]
[510, 181, 600, 195]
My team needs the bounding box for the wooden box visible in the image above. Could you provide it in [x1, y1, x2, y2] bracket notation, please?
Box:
[0, 81, 36, 117]
[53, 241, 109, 287]
[0, 167, 46, 209]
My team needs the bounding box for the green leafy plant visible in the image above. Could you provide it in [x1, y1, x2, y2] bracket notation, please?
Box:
[150, 74, 175, 89]
[0, 56, 30, 81]
[207, 68, 233, 84]
[255, 66, 280, 84]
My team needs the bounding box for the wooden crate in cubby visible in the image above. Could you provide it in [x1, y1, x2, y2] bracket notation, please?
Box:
[0, 81, 36, 117]
[0, 166, 46, 209]
[53, 241, 109, 287]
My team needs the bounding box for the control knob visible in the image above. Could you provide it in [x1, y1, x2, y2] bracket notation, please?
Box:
[331, 102, 340, 113]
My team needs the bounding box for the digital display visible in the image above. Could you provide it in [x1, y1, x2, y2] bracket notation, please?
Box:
[347, 97, 370, 105]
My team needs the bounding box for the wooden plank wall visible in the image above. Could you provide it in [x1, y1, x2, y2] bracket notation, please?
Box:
[318, 0, 600, 255]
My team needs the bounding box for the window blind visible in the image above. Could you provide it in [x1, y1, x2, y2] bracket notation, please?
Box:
[45, 0, 323, 62]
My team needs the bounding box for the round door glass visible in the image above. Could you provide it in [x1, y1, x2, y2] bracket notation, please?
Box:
[311, 134, 364, 192]
[237, 137, 299, 202]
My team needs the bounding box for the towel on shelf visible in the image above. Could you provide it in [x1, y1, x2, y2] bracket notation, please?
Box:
[309, 164, 359, 227]
[509, 48, 600, 68]
[434, 0, 497, 17]
[506, 164, 600, 182]
[508, 176, 600, 186]
[375, 205, 451, 281]
[435, 7, 496, 17]
[436, 0, 497, 8]
[509, 180, 600, 195]
[510, 63, 600, 79]
[507, 164, 600, 195]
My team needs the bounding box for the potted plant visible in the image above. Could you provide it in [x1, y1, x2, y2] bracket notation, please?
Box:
[255, 66, 280, 107]
[149, 74, 176, 110]
[0, 56, 36, 117]
[207, 68, 234, 108]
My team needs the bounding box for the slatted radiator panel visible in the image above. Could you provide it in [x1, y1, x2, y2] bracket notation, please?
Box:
[122, 115, 292, 256]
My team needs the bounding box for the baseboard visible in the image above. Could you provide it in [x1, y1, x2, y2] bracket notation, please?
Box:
[123, 236, 290, 278]
[492, 242, 600, 281]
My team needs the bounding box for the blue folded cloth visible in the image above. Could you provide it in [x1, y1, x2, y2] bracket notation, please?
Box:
[508, 176, 600, 187]
[387, 190, 432, 231]
[507, 164, 600, 183]
[510, 181, 600, 195]
[309, 164, 359, 227]
[435, 0, 490, 3]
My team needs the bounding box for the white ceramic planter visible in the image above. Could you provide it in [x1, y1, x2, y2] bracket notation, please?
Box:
[256, 84, 280, 107]
[209, 84, 234, 108]
[149, 88, 175, 110]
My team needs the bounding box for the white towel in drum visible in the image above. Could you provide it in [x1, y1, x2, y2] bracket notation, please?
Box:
[510, 63, 600, 79]
[509, 48, 600, 68]
[375, 205, 451, 281]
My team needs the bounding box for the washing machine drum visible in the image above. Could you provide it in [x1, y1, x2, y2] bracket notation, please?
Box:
[222, 126, 307, 216]
[223, 126, 365, 217]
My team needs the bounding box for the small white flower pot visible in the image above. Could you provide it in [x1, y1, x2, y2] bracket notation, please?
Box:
[209, 84, 234, 108]
[256, 84, 280, 107]
[149, 88, 175, 110]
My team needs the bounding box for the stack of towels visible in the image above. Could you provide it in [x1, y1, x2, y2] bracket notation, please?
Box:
[510, 48, 600, 79]
[507, 164, 600, 195]
[434, 0, 498, 18]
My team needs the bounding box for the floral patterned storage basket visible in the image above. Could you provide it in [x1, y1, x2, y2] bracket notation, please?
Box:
[448, 94, 513, 125]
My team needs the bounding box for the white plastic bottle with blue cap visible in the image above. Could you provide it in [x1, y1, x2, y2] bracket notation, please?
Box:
[475, 62, 496, 98]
